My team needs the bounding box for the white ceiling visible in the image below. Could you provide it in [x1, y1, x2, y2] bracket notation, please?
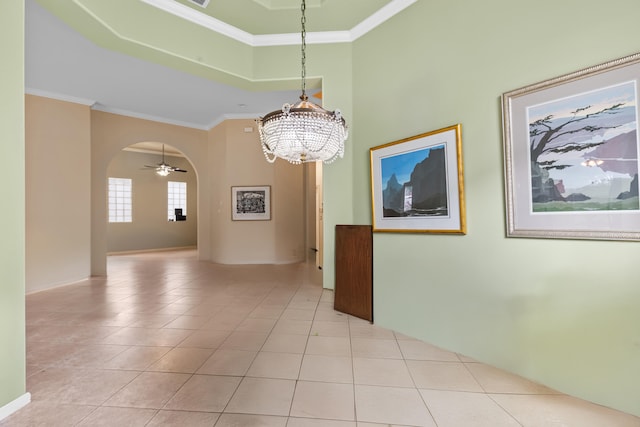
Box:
[25, 0, 301, 131]
[25, 0, 415, 132]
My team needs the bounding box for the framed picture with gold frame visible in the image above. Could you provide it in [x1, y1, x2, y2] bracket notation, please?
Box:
[369, 124, 466, 233]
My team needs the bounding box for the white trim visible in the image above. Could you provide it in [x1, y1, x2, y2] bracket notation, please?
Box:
[139, 0, 255, 44]
[0, 393, 31, 422]
[350, 0, 418, 41]
[25, 87, 95, 106]
[25, 89, 264, 131]
[90, 103, 210, 130]
[187, 0, 210, 8]
[253, 0, 324, 10]
[208, 112, 264, 129]
[27, 278, 91, 295]
[139, 0, 417, 46]
[107, 246, 197, 256]
[123, 146, 185, 157]
[253, 30, 352, 46]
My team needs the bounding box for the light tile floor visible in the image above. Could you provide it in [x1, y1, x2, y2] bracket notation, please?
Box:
[2, 250, 639, 426]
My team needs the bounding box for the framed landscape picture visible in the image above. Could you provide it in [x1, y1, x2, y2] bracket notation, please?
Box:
[502, 52, 640, 241]
[370, 124, 466, 233]
[231, 186, 271, 221]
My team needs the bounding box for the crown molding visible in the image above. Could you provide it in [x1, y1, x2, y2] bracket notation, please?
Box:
[350, 0, 417, 41]
[90, 103, 211, 130]
[208, 112, 265, 130]
[139, 0, 417, 46]
[139, 0, 255, 44]
[25, 88, 265, 131]
[25, 88, 95, 106]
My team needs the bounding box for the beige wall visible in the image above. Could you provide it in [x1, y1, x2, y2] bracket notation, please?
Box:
[24, 103, 306, 286]
[25, 95, 91, 293]
[90, 110, 210, 275]
[208, 119, 305, 264]
[107, 149, 197, 253]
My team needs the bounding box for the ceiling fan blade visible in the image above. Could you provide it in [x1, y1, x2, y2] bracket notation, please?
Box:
[142, 148, 188, 174]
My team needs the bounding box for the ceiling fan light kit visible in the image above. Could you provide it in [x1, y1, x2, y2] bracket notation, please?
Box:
[156, 165, 171, 176]
[257, 0, 348, 164]
[144, 144, 188, 175]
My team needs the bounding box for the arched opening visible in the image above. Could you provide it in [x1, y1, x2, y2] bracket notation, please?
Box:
[90, 115, 318, 278]
[105, 142, 198, 255]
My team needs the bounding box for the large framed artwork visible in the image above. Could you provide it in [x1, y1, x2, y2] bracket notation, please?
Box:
[370, 124, 466, 233]
[231, 185, 271, 221]
[502, 52, 640, 241]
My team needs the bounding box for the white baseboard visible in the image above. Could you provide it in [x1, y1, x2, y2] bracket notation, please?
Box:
[0, 393, 31, 422]
[107, 246, 197, 256]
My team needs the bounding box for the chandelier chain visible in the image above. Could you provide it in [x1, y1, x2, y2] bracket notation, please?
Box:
[300, 0, 306, 99]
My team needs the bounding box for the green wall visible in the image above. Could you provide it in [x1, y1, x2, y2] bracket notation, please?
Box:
[352, 0, 640, 416]
[0, 0, 27, 410]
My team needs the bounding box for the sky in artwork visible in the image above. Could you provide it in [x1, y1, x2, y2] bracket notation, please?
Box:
[381, 144, 444, 185]
[527, 81, 639, 190]
[528, 81, 636, 122]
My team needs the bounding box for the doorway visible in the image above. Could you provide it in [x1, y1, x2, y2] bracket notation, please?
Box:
[306, 162, 324, 270]
[106, 142, 197, 254]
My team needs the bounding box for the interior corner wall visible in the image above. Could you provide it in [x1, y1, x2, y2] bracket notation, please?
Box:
[0, 0, 27, 414]
[208, 119, 304, 264]
[25, 95, 91, 293]
[352, 0, 640, 416]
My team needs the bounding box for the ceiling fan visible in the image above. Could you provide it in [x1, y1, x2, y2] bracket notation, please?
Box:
[144, 144, 187, 176]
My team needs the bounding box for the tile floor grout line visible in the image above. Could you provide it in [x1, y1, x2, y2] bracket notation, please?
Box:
[285, 279, 324, 420]
[9, 252, 640, 426]
[214, 276, 307, 421]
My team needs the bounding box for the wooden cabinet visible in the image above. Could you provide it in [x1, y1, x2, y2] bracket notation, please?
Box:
[334, 225, 373, 322]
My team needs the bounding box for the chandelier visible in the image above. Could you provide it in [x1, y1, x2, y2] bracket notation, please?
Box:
[257, 0, 348, 164]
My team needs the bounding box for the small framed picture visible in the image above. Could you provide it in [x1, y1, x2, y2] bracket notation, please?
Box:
[231, 186, 271, 221]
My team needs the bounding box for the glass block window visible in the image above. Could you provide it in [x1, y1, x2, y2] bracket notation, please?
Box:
[168, 181, 187, 221]
[108, 177, 132, 223]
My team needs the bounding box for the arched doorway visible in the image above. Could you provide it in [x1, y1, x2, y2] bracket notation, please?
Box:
[105, 142, 197, 254]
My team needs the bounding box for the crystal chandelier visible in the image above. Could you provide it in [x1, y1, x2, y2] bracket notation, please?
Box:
[257, 0, 348, 164]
